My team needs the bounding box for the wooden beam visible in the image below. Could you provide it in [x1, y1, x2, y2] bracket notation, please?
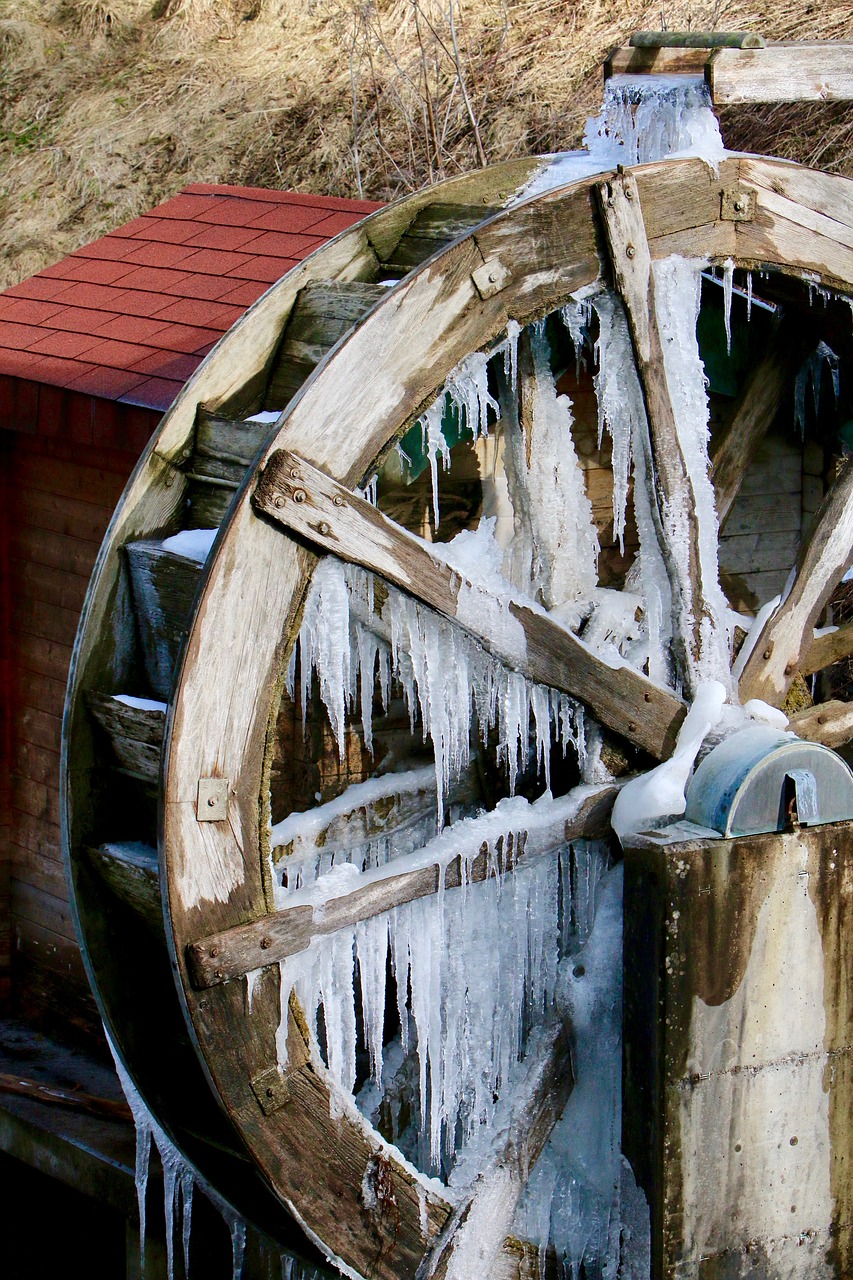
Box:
[631, 30, 765, 49]
[0, 1072, 133, 1123]
[595, 171, 716, 696]
[420, 1022, 573, 1280]
[708, 46, 853, 105]
[739, 455, 853, 706]
[711, 317, 802, 528]
[790, 699, 853, 749]
[186, 783, 618, 989]
[253, 449, 685, 759]
[800, 621, 853, 677]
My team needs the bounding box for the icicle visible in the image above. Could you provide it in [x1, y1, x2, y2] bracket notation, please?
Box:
[795, 340, 841, 436]
[560, 299, 592, 376]
[721, 258, 734, 355]
[358, 474, 378, 505]
[181, 1171, 194, 1278]
[583, 74, 725, 169]
[746, 270, 753, 322]
[421, 398, 451, 528]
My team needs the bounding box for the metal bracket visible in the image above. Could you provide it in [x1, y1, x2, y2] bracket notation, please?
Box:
[721, 186, 756, 222]
[471, 257, 511, 299]
[250, 1067, 291, 1115]
[197, 777, 228, 822]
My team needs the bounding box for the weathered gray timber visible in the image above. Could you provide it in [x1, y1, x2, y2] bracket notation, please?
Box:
[187, 783, 618, 988]
[623, 821, 853, 1278]
[383, 202, 501, 274]
[86, 692, 165, 784]
[87, 843, 160, 930]
[124, 542, 203, 701]
[254, 449, 685, 759]
[708, 44, 853, 104]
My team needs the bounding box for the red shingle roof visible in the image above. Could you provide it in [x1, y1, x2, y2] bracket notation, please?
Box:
[0, 184, 382, 414]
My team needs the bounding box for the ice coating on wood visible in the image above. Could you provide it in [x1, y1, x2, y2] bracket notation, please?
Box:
[276, 791, 608, 1178]
[160, 527, 218, 562]
[590, 289, 673, 684]
[114, 693, 167, 712]
[292, 526, 584, 826]
[501, 324, 599, 621]
[653, 255, 732, 690]
[611, 680, 726, 840]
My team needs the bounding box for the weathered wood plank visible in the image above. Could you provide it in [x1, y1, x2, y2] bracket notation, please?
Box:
[605, 46, 714, 78]
[188, 783, 617, 988]
[88, 843, 161, 930]
[125, 542, 204, 702]
[0, 1071, 132, 1123]
[801, 621, 853, 676]
[632, 30, 764, 49]
[11, 526, 101, 581]
[86, 693, 166, 784]
[254, 449, 685, 758]
[385, 203, 501, 273]
[790, 699, 853, 749]
[739, 455, 853, 706]
[708, 45, 853, 105]
[266, 282, 388, 409]
[423, 1021, 573, 1280]
[595, 170, 714, 695]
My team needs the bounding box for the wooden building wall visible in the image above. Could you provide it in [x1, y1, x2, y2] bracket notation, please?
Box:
[1, 391, 157, 1048]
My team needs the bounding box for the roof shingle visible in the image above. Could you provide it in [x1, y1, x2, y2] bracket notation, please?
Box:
[0, 183, 380, 413]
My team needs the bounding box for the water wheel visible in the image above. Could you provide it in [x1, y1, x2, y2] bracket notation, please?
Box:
[63, 152, 853, 1277]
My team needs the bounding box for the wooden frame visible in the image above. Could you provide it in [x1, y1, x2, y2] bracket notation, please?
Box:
[63, 151, 853, 1277]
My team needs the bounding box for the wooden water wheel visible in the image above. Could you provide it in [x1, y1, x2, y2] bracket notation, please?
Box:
[62, 152, 853, 1277]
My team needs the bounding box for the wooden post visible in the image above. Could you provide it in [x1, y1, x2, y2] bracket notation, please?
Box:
[595, 171, 718, 696]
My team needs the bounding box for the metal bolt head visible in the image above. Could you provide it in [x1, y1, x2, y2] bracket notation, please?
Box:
[625, 245, 636, 259]
[214, 968, 224, 980]
[292, 488, 307, 504]
[624, 186, 634, 200]
[207, 795, 217, 807]
[260, 936, 271, 950]
[734, 199, 745, 212]
[210, 946, 220, 957]
[273, 494, 285, 509]
[317, 521, 331, 536]
[333, 495, 345, 507]
[763, 649, 772, 660]
[290, 468, 300, 480]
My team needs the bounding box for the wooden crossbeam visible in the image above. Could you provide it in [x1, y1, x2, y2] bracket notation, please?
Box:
[252, 448, 685, 759]
[186, 783, 618, 989]
[790, 699, 853, 750]
[708, 45, 853, 105]
[418, 1022, 573, 1280]
[801, 620, 853, 677]
[739, 454, 853, 706]
[595, 171, 717, 696]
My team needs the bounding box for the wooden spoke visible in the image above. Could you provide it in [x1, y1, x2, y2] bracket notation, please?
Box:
[595, 170, 716, 695]
[418, 1020, 573, 1280]
[707, 45, 853, 106]
[789, 700, 853, 750]
[187, 783, 619, 989]
[711, 316, 805, 528]
[800, 620, 853, 678]
[738, 455, 853, 707]
[253, 449, 686, 759]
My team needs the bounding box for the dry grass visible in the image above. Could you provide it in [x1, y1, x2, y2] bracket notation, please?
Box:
[1, 0, 852, 289]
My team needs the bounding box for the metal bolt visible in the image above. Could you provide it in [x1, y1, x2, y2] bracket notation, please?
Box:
[266, 1087, 275, 1098]
[624, 186, 634, 200]
[317, 521, 331, 536]
[292, 488, 307, 504]
[790, 1136, 798, 1146]
[260, 936, 271, 950]
[165, 474, 175, 488]
[734, 199, 746, 213]
[290, 468, 300, 480]
[763, 648, 772, 660]
[488, 271, 497, 283]
[333, 495, 345, 507]
[210, 946, 220, 957]
[625, 245, 636, 259]
[644, 692, 652, 702]
[273, 494, 285, 509]
[628, 721, 636, 733]
[207, 795, 217, 807]
[214, 968, 224, 980]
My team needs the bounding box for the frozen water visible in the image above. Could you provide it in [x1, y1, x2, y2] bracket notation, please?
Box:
[795, 340, 840, 436]
[160, 527, 218, 561]
[584, 75, 725, 170]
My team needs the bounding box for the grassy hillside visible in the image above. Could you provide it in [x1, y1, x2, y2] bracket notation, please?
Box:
[1, 0, 852, 289]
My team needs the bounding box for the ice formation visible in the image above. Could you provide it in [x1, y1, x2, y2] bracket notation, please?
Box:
[160, 526, 218, 562]
[611, 680, 727, 841]
[795, 339, 841, 436]
[290, 524, 585, 826]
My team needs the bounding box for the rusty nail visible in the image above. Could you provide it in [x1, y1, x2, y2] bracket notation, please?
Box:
[317, 521, 331, 536]
[260, 936, 271, 950]
[292, 489, 307, 504]
[333, 495, 345, 507]
[214, 968, 224, 980]
[273, 494, 285, 509]
[626, 245, 636, 259]
[210, 946, 219, 957]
